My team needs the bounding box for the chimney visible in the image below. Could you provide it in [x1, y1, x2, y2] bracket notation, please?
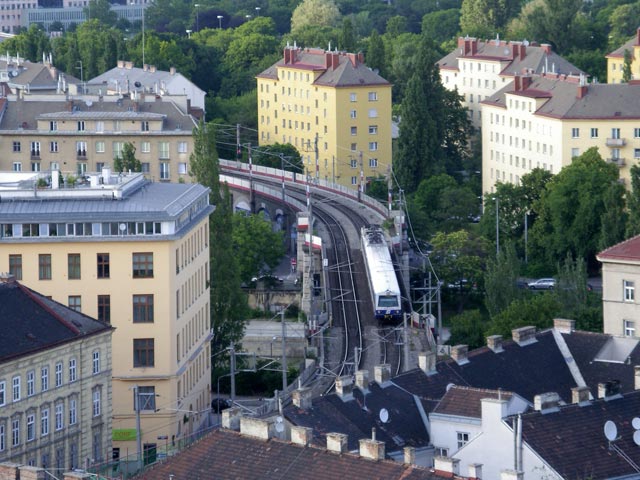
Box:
[512, 326, 536, 346]
[554, 318, 575, 334]
[357, 52, 364, 64]
[404, 446, 415, 465]
[331, 52, 340, 70]
[355, 369, 369, 390]
[125, 61, 134, 69]
[324, 51, 331, 69]
[149, 65, 156, 73]
[347, 53, 357, 66]
[418, 351, 436, 373]
[501, 470, 524, 480]
[117, 60, 124, 68]
[221, 407, 242, 431]
[487, 335, 503, 353]
[540, 43, 552, 54]
[143, 64, 148, 71]
[571, 386, 590, 404]
[470, 38, 478, 55]
[637, 27, 640, 46]
[434, 457, 460, 476]
[450, 345, 469, 365]
[598, 380, 621, 399]
[240, 417, 273, 440]
[335, 376, 353, 398]
[533, 392, 561, 412]
[359, 429, 385, 461]
[463, 38, 471, 56]
[326, 432, 348, 453]
[635, 365, 640, 390]
[292, 386, 313, 410]
[67, 99, 74, 112]
[0, 273, 16, 283]
[374, 364, 391, 384]
[0, 463, 19, 479]
[291, 426, 313, 446]
[469, 463, 483, 480]
[510, 43, 518, 60]
[514, 75, 521, 91]
[521, 76, 532, 90]
[170, 66, 176, 75]
[519, 44, 526, 60]
[458, 37, 465, 48]
[577, 84, 588, 99]
[18, 466, 46, 480]
[285, 48, 292, 64]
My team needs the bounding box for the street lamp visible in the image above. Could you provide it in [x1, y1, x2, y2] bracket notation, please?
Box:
[217, 15, 223, 28]
[194, 3, 200, 32]
[255, 6, 261, 15]
[245, 14, 252, 20]
[186, 29, 192, 38]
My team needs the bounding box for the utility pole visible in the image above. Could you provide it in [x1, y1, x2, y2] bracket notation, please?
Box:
[236, 124, 241, 161]
[281, 310, 287, 392]
[495, 197, 500, 255]
[134, 385, 143, 471]
[358, 150, 364, 201]
[280, 153, 285, 203]
[314, 133, 319, 185]
[387, 166, 393, 214]
[403, 313, 410, 372]
[248, 143, 254, 213]
[229, 342, 236, 402]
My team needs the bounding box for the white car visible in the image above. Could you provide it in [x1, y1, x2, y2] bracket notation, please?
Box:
[527, 278, 556, 290]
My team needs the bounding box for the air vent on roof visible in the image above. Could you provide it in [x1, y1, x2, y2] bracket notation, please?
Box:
[26, 333, 36, 341]
[71, 320, 82, 328]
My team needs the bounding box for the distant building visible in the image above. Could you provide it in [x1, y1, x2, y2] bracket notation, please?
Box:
[438, 37, 584, 130]
[606, 28, 640, 84]
[0, 274, 113, 471]
[257, 46, 392, 189]
[0, 171, 214, 467]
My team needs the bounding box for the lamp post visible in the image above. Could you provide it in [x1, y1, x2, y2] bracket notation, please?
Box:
[194, 3, 200, 31]
[217, 15, 223, 28]
[186, 29, 192, 38]
[255, 6, 261, 15]
[245, 14, 251, 20]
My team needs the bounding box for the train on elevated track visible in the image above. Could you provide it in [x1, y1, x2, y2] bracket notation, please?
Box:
[361, 226, 402, 321]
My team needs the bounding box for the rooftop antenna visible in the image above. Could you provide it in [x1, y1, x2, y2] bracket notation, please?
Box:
[523, 39, 529, 47]
[328, 41, 331, 51]
[495, 33, 500, 46]
[604, 419, 640, 472]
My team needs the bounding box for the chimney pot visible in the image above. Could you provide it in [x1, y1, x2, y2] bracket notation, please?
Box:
[487, 335, 503, 353]
[450, 345, 469, 365]
[533, 392, 561, 412]
[326, 432, 348, 453]
[292, 386, 313, 409]
[577, 85, 588, 99]
[598, 380, 621, 399]
[355, 369, 369, 389]
[540, 43, 552, 54]
[404, 446, 415, 465]
[291, 426, 313, 446]
[571, 386, 590, 404]
[117, 60, 124, 68]
[512, 326, 536, 346]
[335, 375, 353, 398]
[0, 273, 16, 283]
[418, 351, 437, 373]
[374, 364, 391, 384]
[554, 318, 575, 334]
[170, 66, 176, 75]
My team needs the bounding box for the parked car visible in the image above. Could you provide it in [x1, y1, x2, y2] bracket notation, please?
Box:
[527, 278, 556, 290]
[211, 397, 231, 413]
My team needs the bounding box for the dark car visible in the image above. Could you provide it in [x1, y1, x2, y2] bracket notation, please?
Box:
[211, 397, 231, 413]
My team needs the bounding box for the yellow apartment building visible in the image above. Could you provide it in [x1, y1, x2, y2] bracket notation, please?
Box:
[0, 171, 213, 468]
[481, 73, 640, 195]
[438, 37, 583, 130]
[606, 28, 640, 84]
[256, 46, 392, 189]
[0, 93, 197, 183]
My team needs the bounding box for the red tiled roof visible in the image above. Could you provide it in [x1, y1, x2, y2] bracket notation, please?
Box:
[432, 386, 514, 418]
[597, 235, 640, 262]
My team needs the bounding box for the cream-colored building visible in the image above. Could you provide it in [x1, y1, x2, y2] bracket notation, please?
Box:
[0, 274, 113, 471]
[606, 28, 640, 84]
[0, 92, 197, 184]
[481, 73, 640, 195]
[597, 236, 640, 337]
[0, 171, 213, 467]
[256, 46, 392, 189]
[438, 37, 583, 130]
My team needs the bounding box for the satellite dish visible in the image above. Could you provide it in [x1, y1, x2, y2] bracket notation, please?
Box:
[523, 39, 530, 47]
[446, 383, 455, 392]
[275, 422, 284, 433]
[134, 81, 142, 88]
[119, 223, 127, 232]
[276, 416, 283, 423]
[633, 417, 640, 430]
[604, 420, 618, 441]
[85, 100, 93, 107]
[11, 69, 18, 77]
[503, 48, 510, 56]
[379, 408, 389, 423]
[634, 430, 640, 447]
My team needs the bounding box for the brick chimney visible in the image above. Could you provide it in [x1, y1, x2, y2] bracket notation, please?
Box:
[357, 52, 365, 64]
[598, 380, 621, 399]
[335, 375, 353, 398]
[125, 61, 134, 69]
[404, 446, 415, 465]
[170, 66, 176, 75]
[533, 392, 560, 412]
[519, 43, 526, 60]
[326, 432, 348, 453]
[355, 369, 369, 390]
[577, 84, 588, 99]
[463, 38, 471, 56]
[359, 429, 385, 460]
[450, 345, 469, 365]
[635, 365, 640, 390]
[374, 364, 391, 384]
[487, 335, 503, 353]
[554, 318, 575, 334]
[571, 386, 590, 404]
[434, 457, 460, 476]
[468, 463, 483, 480]
[418, 351, 436, 374]
[117, 60, 125, 68]
[285, 48, 292, 64]
[149, 65, 156, 73]
[514, 75, 522, 91]
[540, 43, 552, 54]
[221, 407, 242, 431]
[291, 426, 313, 446]
[66, 99, 74, 112]
[637, 27, 640, 46]
[240, 417, 274, 440]
[522, 76, 532, 90]
[510, 43, 518, 60]
[331, 52, 340, 70]
[512, 326, 536, 346]
[292, 386, 313, 409]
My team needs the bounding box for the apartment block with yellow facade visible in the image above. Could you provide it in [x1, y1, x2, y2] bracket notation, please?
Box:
[0, 92, 197, 184]
[438, 37, 583, 130]
[481, 72, 640, 195]
[256, 46, 392, 189]
[0, 170, 213, 467]
[606, 28, 640, 84]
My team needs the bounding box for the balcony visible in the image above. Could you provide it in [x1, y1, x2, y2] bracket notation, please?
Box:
[30, 150, 41, 160]
[76, 150, 87, 160]
[606, 138, 626, 147]
[607, 157, 626, 167]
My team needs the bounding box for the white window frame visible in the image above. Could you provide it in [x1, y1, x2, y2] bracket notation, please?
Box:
[27, 371, 34, 397]
[95, 141, 105, 154]
[141, 141, 151, 153]
[160, 162, 170, 180]
[624, 280, 635, 302]
[26, 414, 35, 441]
[177, 141, 188, 154]
[69, 399, 77, 425]
[350, 93, 357, 102]
[369, 142, 378, 151]
[368, 91, 378, 101]
[55, 404, 64, 431]
[69, 358, 77, 383]
[368, 108, 378, 118]
[41, 366, 49, 391]
[55, 362, 63, 387]
[350, 110, 357, 119]
[457, 431, 469, 449]
[12, 376, 20, 402]
[571, 128, 579, 138]
[41, 408, 49, 436]
[158, 142, 170, 159]
[368, 125, 378, 135]
[50, 141, 58, 153]
[11, 419, 19, 447]
[0, 381, 5, 406]
[93, 389, 101, 417]
[92, 350, 100, 375]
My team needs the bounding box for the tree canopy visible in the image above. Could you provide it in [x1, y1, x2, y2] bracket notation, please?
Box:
[291, 0, 341, 32]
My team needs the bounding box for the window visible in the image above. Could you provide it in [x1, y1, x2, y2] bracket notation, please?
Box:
[96, 121, 104, 133]
[624, 280, 635, 302]
[55, 362, 63, 387]
[41, 367, 49, 392]
[12, 162, 21, 172]
[158, 142, 170, 159]
[27, 371, 34, 397]
[55, 404, 63, 431]
[369, 142, 378, 151]
[0, 381, 4, 406]
[92, 351, 100, 375]
[12, 141, 20, 153]
[591, 128, 599, 138]
[141, 141, 151, 153]
[133, 253, 153, 278]
[0, 423, 4, 451]
[95, 141, 105, 153]
[69, 399, 77, 425]
[612, 128, 621, 139]
[350, 93, 357, 102]
[635, 148, 640, 159]
[113, 120, 122, 132]
[351, 176, 357, 185]
[350, 110, 357, 119]
[113, 142, 124, 159]
[350, 143, 357, 152]
[142, 163, 150, 173]
[77, 121, 85, 131]
[571, 128, 579, 138]
[635, 128, 640, 138]
[67, 253, 81, 279]
[133, 339, 155, 367]
[68, 296, 81, 312]
[350, 159, 357, 168]
[97, 253, 110, 279]
[11, 419, 19, 447]
[49, 121, 57, 131]
[30, 141, 40, 157]
[93, 389, 101, 417]
[50, 141, 58, 153]
[178, 162, 188, 175]
[27, 414, 35, 441]
[39, 254, 52, 280]
[369, 125, 378, 135]
[457, 432, 469, 449]
[133, 295, 154, 323]
[9, 254, 22, 280]
[369, 158, 378, 168]
[177, 141, 188, 154]
[350, 126, 357, 136]
[41, 408, 49, 436]
[368, 92, 378, 101]
[435, 446, 449, 457]
[97, 295, 111, 323]
[571, 148, 580, 158]
[160, 162, 170, 180]
[141, 121, 149, 132]
[136, 386, 156, 411]
[69, 358, 77, 383]
[12, 376, 20, 402]
[368, 109, 378, 118]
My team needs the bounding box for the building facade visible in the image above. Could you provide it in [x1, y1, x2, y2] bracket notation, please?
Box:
[606, 28, 640, 84]
[256, 46, 392, 189]
[438, 37, 583, 130]
[481, 73, 640, 195]
[0, 275, 113, 471]
[0, 171, 213, 466]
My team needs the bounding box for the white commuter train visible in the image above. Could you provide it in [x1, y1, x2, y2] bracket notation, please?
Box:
[361, 226, 402, 320]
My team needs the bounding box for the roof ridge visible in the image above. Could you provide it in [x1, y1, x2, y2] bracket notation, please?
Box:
[16, 282, 81, 334]
[598, 234, 640, 258]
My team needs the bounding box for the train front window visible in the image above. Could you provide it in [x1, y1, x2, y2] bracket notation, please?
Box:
[378, 296, 398, 308]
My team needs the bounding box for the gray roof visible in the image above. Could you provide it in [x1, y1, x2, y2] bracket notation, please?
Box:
[0, 278, 113, 362]
[438, 39, 584, 78]
[483, 74, 640, 119]
[89, 64, 204, 95]
[0, 181, 212, 224]
[607, 35, 638, 58]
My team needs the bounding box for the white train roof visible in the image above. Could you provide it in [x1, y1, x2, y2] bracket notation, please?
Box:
[362, 227, 401, 297]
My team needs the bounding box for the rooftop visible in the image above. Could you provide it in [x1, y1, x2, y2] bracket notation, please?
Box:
[432, 385, 515, 418]
[597, 234, 640, 263]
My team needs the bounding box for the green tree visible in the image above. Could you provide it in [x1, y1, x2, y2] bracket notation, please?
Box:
[484, 244, 521, 318]
[554, 254, 602, 332]
[385, 16, 408, 36]
[607, 2, 640, 50]
[252, 143, 303, 173]
[113, 142, 141, 173]
[422, 9, 461, 45]
[459, 0, 520, 37]
[598, 181, 627, 251]
[189, 120, 220, 200]
[487, 293, 561, 337]
[1, 24, 51, 62]
[448, 309, 487, 349]
[627, 165, 640, 238]
[232, 213, 286, 283]
[291, 0, 341, 32]
[366, 29, 386, 77]
[338, 18, 357, 51]
[623, 49, 633, 83]
[84, 0, 117, 26]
